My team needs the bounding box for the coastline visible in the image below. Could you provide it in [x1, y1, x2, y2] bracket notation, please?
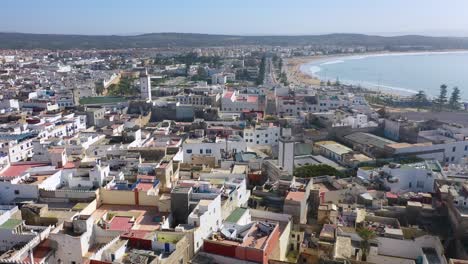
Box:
[285, 50, 468, 97]
[284, 56, 323, 86]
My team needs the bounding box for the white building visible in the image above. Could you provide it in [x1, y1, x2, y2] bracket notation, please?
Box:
[221, 90, 260, 112]
[387, 140, 468, 165]
[333, 114, 378, 129]
[278, 128, 295, 175]
[181, 135, 247, 164]
[243, 123, 280, 146]
[357, 160, 443, 193]
[0, 134, 35, 162]
[140, 72, 152, 101]
[211, 73, 227, 84]
[187, 195, 222, 252]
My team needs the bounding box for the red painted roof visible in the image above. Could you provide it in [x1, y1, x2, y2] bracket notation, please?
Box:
[121, 230, 151, 240]
[0, 162, 49, 178]
[109, 216, 133, 231]
[63, 161, 76, 169]
[386, 192, 398, 199]
[223, 91, 234, 99]
[22, 239, 53, 263]
[286, 191, 305, 202]
[247, 96, 258, 103]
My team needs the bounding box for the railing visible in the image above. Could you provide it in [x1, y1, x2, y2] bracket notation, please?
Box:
[0, 225, 52, 262]
[91, 235, 121, 261]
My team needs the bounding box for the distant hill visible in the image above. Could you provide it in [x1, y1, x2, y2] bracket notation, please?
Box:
[1, 32, 468, 50]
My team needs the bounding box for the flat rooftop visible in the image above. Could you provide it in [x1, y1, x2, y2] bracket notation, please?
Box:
[345, 132, 396, 149]
[0, 162, 50, 179]
[92, 204, 168, 231]
[316, 141, 352, 155]
[225, 207, 247, 223]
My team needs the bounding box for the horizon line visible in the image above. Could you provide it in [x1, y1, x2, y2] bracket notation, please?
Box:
[1, 31, 468, 38]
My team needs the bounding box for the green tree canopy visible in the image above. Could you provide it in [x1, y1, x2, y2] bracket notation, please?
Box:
[434, 84, 448, 111]
[357, 227, 377, 261]
[412, 90, 429, 110]
[449, 86, 461, 110]
[293, 164, 338, 178]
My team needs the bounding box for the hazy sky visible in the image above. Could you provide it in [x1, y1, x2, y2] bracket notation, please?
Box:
[3, 0, 468, 36]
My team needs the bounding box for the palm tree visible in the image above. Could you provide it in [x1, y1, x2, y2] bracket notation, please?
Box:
[357, 227, 377, 261]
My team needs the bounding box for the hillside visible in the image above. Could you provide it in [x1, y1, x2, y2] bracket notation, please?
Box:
[1, 32, 468, 50]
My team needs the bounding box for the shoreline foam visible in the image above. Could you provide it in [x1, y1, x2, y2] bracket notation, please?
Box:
[298, 50, 468, 97]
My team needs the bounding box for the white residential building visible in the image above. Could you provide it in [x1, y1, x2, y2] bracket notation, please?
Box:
[187, 195, 222, 252]
[221, 90, 260, 112]
[140, 72, 152, 101]
[357, 160, 444, 193]
[243, 123, 280, 146]
[181, 135, 247, 163]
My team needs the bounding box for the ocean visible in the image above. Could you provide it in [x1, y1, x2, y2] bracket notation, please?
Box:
[300, 51, 468, 100]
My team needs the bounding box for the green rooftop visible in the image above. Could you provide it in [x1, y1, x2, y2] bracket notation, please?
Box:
[79, 96, 127, 105]
[225, 207, 247, 223]
[0, 219, 23, 230]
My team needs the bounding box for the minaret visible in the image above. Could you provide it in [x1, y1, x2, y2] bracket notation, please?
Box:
[140, 70, 152, 101]
[278, 127, 295, 175]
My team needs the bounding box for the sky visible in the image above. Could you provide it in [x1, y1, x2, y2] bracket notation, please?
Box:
[3, 0, 468, 36]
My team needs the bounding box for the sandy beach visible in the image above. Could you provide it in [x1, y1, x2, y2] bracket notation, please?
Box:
[284, 53, 414, 101]
[284, 56, 323, 86]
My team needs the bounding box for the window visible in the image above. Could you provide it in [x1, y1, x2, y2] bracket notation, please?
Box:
[186, 149, 192, 154]
[453, 147, 457, 152]
[199, 149, 203, 154]
[206, 149, 212, 154]
[465, 145, 468, 151]
[14, 190, 20, 195]
[451, 157, 455, 162]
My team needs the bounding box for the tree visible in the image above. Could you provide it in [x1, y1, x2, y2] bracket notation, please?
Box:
[108, 77, 138, 96]
[293, 164, 338, 178]
[334, 78, 341, 86]
[412, 90, 428, 110]
[256, 56, 266, 85]
[357, 227, 377, 261]
[449, 86, 461, 110]
[434, 84, 448, 111]
[191, 66, 209, 81]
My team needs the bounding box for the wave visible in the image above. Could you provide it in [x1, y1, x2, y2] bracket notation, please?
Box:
[299, 50, 468, 98]
[339, 50, 468, 61]
[321, 60, 344, 65]
[299, 64, 322, 77]
[333, 78, 420, 95]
